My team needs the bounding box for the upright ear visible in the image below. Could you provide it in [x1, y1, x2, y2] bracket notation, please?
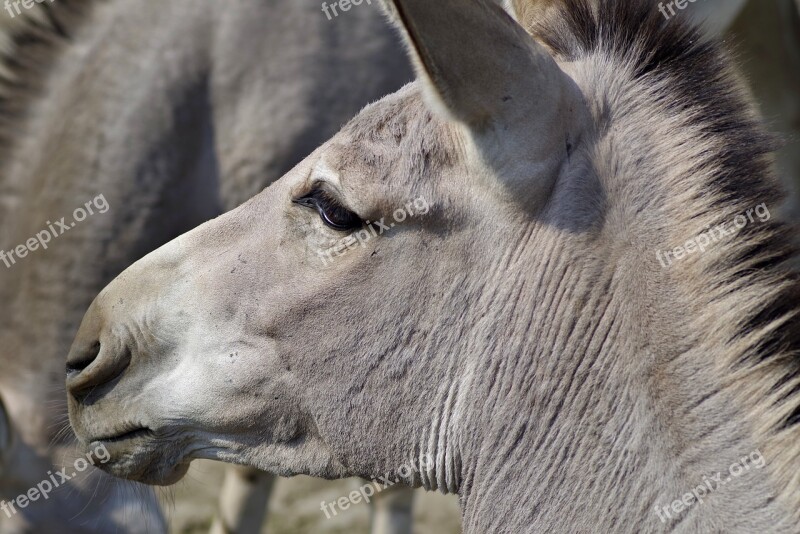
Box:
[385, 0, 583, 202]
[0, 396, 11, 471]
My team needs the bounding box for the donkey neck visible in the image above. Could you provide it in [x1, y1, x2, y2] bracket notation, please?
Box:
[450, 222, 794, 532]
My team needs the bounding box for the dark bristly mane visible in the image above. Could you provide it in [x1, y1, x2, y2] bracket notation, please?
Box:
[520, 0, 800, 508]
[530, 0, 782, 209]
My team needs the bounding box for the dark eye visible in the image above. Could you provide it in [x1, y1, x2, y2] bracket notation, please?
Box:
[292, 187, 363, 231]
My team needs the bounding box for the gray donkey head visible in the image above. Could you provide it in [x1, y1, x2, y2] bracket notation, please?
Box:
[66, 0, 587, 482]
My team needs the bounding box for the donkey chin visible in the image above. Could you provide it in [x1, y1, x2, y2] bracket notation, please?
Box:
[69, 413, 192, 485]
[96, 437, 191, 487]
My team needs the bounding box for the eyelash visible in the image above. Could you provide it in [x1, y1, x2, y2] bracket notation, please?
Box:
[292, 187, 363, 231]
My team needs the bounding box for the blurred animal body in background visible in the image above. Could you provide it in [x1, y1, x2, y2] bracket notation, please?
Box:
[0, 0, 412, 532]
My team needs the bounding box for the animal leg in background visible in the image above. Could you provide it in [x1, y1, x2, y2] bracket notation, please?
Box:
[211, 466, 276, 534]
[371, 485, 414, 534]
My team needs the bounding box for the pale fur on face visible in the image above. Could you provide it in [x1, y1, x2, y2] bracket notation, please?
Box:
[66, 0, 800, 532]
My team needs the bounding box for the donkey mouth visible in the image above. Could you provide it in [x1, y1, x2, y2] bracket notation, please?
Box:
[86, 425, 190, 486]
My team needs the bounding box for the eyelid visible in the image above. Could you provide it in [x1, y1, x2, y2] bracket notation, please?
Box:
[291, 196, 316, 208]
[292, 179, 338, 202]
[292, 183, 363, 231]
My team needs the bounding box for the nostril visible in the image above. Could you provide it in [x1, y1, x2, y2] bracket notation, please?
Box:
[67, 342, 131, 405]
[66, 341, 101, 376]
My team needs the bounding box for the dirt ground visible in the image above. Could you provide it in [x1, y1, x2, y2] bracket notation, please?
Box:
[161, 460, 462, 534]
